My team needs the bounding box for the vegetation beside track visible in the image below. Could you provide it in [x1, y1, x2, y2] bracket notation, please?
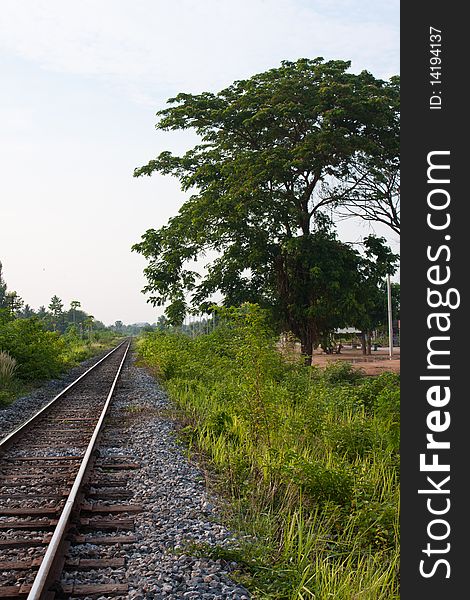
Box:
[0, 262, 125, 407]
[137, 304, 399, 599]
[0, 311, 123, 407]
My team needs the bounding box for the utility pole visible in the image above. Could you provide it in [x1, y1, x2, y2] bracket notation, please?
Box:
[387, 273, 393, 359]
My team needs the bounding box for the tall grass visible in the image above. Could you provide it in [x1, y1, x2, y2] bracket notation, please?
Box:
[0, 350, 17, 383]
[137, 305, 399, 598]
[0, 350, 20, 407]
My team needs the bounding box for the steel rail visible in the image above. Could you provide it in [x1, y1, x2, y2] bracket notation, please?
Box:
[0, 339, 128, 451]
[26, 340, 131, 600]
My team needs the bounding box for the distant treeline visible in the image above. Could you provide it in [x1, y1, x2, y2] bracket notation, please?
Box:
[0, 261, 135, 405]
[0, 261, 155, 336]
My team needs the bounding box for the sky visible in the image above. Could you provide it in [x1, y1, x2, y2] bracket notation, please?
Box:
[0, 0, 399, 326]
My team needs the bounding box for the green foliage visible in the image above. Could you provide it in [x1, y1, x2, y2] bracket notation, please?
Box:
[133, 58, 399, 355]
[327, 120, 400, 235]
[0, 312, 122, 405]
[356, 372, 400, 413]
[137, 304, 400, 597]
[324, 419, 376, 461]
[319, 360, 364, 385]
[0, 318, 66, 381]
[291, 460, 354, 505]
[0, 260, 125, 406]
[0, 308, 14, 326]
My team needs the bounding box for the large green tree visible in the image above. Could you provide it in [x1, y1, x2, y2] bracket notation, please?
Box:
[133, 58, 399, 359]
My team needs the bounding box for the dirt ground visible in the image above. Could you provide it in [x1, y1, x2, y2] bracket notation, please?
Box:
[311, 346, 400, 375]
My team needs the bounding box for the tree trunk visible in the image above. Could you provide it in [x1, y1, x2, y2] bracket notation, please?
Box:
[300, 327, 316, 365]
[366, 331, 372, 355]
[300, 339, 313, 365]
[360, 332, 367, 355]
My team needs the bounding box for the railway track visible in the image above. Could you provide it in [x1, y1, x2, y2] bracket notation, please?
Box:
[0, 340, 140, 599]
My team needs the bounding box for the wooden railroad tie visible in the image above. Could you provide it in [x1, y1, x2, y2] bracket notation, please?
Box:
[0, 557, 125, 571]
[0, 583, 128, 598]
[80, 502, 142, 513]
[0, 519, 58, 530]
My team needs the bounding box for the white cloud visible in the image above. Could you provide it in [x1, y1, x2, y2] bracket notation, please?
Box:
[0, 0, 399, 99]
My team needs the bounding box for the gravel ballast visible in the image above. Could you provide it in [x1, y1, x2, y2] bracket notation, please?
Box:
[1, 350, 251, 599]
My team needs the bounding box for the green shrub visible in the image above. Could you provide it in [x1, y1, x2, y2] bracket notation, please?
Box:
[205, 410, 235, 436]
[356, 372, 400, 413]
[297, 461, 353, 505]
[325, 419, 377, 460]
[320, 360, 364, 385]
[352, 499, 398, 551]
[0, 317, 66, 381]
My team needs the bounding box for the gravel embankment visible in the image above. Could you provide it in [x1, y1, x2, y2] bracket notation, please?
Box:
[105, 354, 251, 599]
[1, 350, 251, 599]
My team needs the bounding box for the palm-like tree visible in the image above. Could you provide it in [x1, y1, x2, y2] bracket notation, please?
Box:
[70, 300, 81, 325]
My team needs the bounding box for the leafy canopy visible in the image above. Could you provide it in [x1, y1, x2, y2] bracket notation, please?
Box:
[133, 58, 399, 350]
